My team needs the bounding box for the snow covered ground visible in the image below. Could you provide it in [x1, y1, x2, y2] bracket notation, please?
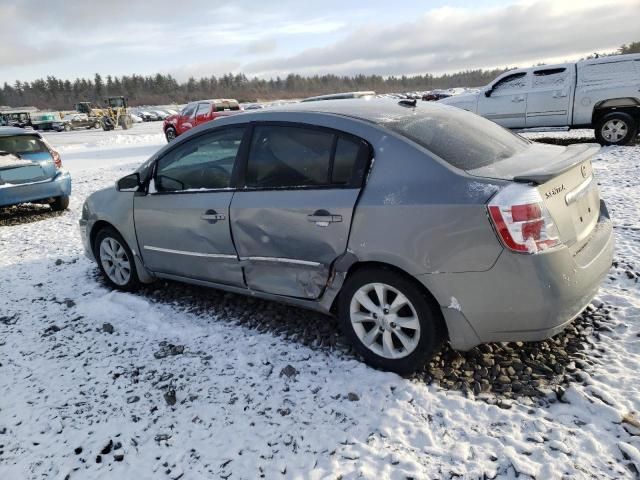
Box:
[0, 123, 639, 479]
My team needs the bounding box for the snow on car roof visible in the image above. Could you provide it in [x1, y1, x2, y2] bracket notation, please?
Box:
[241, 98, 456, 125]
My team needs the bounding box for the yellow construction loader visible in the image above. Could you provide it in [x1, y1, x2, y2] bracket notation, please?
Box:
[100, 96, 133, 131]
[75, 97, 132, 131]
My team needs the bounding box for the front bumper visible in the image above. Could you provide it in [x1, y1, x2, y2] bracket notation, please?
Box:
[0, 172, 71, 208]
[420, 201, 614, 350]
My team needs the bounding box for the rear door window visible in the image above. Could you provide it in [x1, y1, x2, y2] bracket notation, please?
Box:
[246, 126, 333, 188]
[245, 125, 369, 188]
[532, 68, 568, 88]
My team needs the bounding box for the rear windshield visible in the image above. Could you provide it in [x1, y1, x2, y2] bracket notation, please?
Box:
[0, 135, 48, 155]
[386, 107, 529, 170]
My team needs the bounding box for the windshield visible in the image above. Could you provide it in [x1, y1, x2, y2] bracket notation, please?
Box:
[385, 107, 529, 170]
[0, 135, 48, 155]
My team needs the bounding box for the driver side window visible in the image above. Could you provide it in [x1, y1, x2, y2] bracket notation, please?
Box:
[155, 127, 245, 192]
[492, 72, 528, 94]
[181, 104, 197, 118]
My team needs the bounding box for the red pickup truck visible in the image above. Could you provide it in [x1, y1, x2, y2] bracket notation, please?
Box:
[163, 99, 242, 142]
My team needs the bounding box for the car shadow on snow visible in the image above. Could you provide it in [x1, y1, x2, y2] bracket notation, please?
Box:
[87, 266, 618, 404]
[0, 203, 64, 227]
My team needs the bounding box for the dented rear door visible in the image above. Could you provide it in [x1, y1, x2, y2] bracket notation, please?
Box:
[230, 123, 370, 299]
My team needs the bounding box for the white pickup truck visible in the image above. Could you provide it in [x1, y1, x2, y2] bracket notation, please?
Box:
[439, 53, 640, 145]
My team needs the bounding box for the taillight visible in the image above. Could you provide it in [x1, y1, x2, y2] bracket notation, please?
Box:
[51, 150, 62, 169]
[488, 183, 560, 254]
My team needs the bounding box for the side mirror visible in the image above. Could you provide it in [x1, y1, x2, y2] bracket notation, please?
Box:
[484, 88, 493, 98]
[116, 172, 141, 191]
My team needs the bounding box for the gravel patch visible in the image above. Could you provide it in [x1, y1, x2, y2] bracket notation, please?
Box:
[89, 269, 619, 403]
[0, 203, 63, 226]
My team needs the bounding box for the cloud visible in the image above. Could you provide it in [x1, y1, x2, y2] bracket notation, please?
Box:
[243, 37, 278, 56]
[241, 0, 640, 77]
[0, 0, 638, 84]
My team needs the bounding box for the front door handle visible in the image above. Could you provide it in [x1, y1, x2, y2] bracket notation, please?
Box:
[201, 209, 226, 224]
[308, 209, 342, 226]
[511, 96, 525, 102]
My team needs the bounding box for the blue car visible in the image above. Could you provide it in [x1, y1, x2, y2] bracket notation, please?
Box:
[0, 127, 71, 210]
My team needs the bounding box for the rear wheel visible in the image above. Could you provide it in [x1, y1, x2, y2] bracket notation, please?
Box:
[339, 268, 444, 374]
[595, 112, 638, 146]
[63, 123, 72, 132]
[93, 121, 100, 129]
[165, 127, 176, 142]
[94, 227, 140, 291]
[51, 195, 69, 211]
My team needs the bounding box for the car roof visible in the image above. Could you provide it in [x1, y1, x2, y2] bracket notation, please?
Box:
[301, 91, 376, 102]
[236, 98, 455, 126]
[0, 126, 41, 136]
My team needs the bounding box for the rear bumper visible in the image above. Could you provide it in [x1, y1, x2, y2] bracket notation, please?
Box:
[0, 172, 71, 208]
[419, 201, 614, 350]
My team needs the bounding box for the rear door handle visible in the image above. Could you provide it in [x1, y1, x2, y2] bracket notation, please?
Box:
[201, 209, 226, 223]
[512, 96, 525, 102]
[308, 209, 342, 226]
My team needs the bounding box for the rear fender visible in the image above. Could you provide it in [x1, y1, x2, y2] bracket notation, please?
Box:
[592, 97, 640, 122]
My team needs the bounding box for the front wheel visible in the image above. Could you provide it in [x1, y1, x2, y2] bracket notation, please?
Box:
[595, 112, 638, 146]
[94, 227, 140, 291]
[165, 127, 176, 142]
[338, 268, 444, 374]
[51, 195, 69, 211]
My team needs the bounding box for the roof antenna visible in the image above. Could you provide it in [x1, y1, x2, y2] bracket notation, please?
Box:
[398, 99, 417, 108]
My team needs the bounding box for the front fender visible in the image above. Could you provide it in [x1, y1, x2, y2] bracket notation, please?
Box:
[83, 187, 155, 283]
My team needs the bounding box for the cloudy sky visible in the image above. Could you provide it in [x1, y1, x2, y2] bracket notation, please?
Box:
[1, 0, 638, 84]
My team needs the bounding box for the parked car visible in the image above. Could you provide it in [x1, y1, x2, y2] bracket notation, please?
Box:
[422, 90, 452, 101]
[61, 113, 102, 130]
[439, 53, 640, 145]
[136, 110, 158, 122]
[0, 110, 34, 128]
[301, 91, 376, 102]
[163, 99, 241, 142]
[152, 110, 169, 120]
[81, 99, 613, 373]
[31, 112, 67, 132]
[0, 127, 71, 210]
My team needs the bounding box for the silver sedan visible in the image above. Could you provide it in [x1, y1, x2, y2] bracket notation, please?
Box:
[80, 99, 613, 373]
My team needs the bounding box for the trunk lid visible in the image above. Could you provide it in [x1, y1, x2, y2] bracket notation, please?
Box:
[0, 151, 55, 186]
[470, 142, 601, 246]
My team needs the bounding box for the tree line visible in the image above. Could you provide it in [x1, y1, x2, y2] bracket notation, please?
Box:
[1, 41, 637, 111]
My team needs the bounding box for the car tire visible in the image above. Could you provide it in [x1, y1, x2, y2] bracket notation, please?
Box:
[93, 122, 100, 129]
[94, 227, 140, 291]
[338, 267, 444, 374]
[595, 112, 638, 146]
[64, 123, 72, 132]
[165, 127, 177, 142]
[51, 195, 70, 211]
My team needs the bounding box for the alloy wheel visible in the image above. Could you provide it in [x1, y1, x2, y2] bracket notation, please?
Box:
[99, 237, 131, 286]
[349, 282, 421, 359]
[601, 119, 628, 143]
